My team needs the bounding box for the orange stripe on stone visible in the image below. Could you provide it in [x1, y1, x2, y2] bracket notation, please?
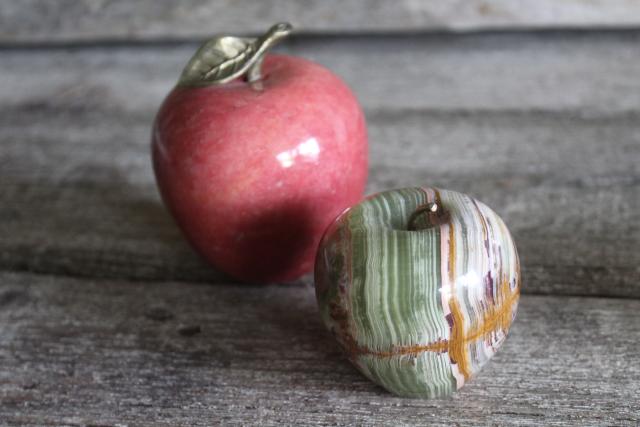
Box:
[447, 274, 520, 380]
[447, 297, 472, 379]
[338, 279, 518, 364]
[463, 276, 519, 345]
[355, 338, 449, 358]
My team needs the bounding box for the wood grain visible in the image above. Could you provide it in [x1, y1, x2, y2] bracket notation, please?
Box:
[0, 272, 638, 426]
[1, 12, 638, 426]
[4, 31, 640, 114]
[3, 0, 640, 43]
[1, 32, 639, 296]
[2, 106, 638, 295]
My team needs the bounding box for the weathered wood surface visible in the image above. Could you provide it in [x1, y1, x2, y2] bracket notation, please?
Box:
[0, 272, 638, 426]
[1, 32, 639, 296]
[5, 31, 640, 113]
[1, 22, 640, 426]
[3, 0, 640, 43]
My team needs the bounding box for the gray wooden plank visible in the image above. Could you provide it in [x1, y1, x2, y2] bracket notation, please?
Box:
[3, 0, 640, 43]
[1, 32, 639, 296]
[3, 31, 640, 114]
[0, 272, 638, 426]
[1, 105, 638, 296]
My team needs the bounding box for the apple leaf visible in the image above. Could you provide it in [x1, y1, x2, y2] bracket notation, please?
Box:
[178, 36, 257, 87]
[177, 23, 292, 87]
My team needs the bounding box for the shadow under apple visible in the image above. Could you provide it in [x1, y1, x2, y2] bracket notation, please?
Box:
[4, 152, 387, 391]
[208, 199, 319, 284]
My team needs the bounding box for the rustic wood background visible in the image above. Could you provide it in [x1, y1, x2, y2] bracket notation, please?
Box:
[1, 2, 639, 426]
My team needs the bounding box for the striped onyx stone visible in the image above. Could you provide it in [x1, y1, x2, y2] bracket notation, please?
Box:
[314, 187, 520, 398]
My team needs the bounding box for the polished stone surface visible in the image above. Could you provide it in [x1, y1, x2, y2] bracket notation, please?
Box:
[152, 54, 368, 282]
[315, 187, 520, 397]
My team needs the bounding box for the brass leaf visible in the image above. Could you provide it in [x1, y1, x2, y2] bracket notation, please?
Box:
[177, 23, 293, 87]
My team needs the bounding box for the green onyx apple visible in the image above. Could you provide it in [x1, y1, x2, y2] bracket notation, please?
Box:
[314, 187, 520, 398]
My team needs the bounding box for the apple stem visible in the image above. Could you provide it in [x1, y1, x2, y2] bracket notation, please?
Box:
[245, 22, 293, 88]
[247, 55, 265, 83]
[408, 201, 449, 231]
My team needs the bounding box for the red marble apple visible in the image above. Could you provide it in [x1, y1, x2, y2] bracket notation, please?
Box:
[151, 23, 368, 282]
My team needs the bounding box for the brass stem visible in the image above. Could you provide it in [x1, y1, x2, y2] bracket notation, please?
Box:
[247, 22, 292, 84]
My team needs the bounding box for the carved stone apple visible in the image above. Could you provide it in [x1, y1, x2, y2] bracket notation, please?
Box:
[315, 187, 520, 398]
[152, 24, 368, 282]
